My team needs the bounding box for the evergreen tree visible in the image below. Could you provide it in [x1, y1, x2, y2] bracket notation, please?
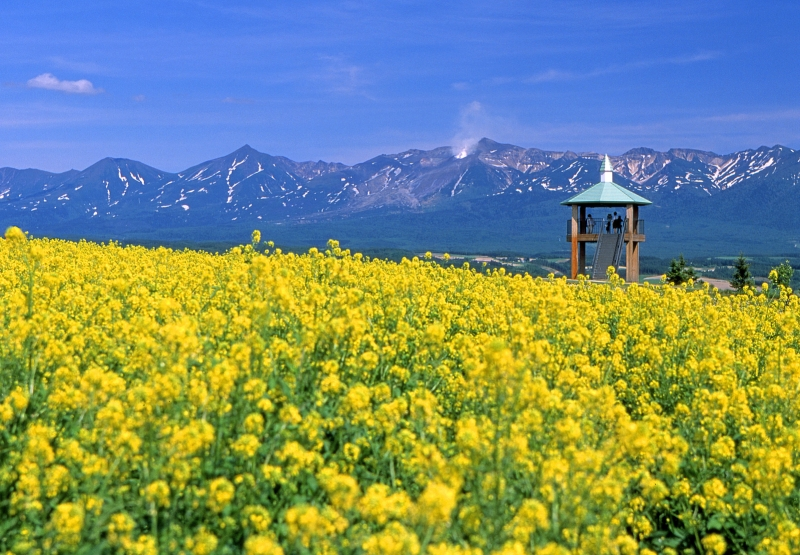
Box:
[665, 254, 697, 285]
[730, 253, 755, 292]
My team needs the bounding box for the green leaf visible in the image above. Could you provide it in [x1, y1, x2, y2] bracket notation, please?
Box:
[707, 514, 726, 531]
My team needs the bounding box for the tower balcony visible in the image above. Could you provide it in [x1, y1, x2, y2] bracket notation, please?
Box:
[566, 218, 646, 242]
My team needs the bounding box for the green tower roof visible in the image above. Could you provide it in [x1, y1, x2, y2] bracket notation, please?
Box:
[560, 180, 652, 206]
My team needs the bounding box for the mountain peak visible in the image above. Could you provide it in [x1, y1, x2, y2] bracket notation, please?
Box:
[86, 157, 136, 170]
[622, 147, 657, 157]
[475, 137, 518, 152]
[226, 144, 262, 157]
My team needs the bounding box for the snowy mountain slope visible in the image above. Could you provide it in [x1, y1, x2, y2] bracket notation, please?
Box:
[0, 167, 78, 202]
[151, 145, 312, 221]
[6, 158, 171, 220]
[1, 140, 799, 234]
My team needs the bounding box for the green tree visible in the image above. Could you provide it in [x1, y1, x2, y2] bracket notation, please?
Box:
[769, 260, 794, 289]
[730, 253, 755, 292]
[665, 254, 697, 285]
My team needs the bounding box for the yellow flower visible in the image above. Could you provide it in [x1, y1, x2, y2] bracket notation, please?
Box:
[362, 522, 420, 555]
[427, 544, 482, 555]
[505, 499, 549, 542]
[710, 436, 736, 462]
[701, 534, 727, 555]
[343, 442, 360, 462]
[321, 374, 344, 394]
[244, 412, 265, 435]
[42, 465, 70, 498]
[276, 441, 321, 476]
[341, 384, 371, 414]
[279, 405, 303, 425]
[245, 535, 284, 555]
[242, 505, 272, 533]
[8, 387, 28, 412]
[50, 502, 85, 549]
[4, 226, 26, 242]
[185, 527, 218, 555]
[416, 481, 458, 529]
[232, 433, 262, 458]
[424, 323, 446, 345]
[108, 512, 136, 546]
[356, 484, 412, 526]
[144, 480, 171, 508]
[207, 477, 236, 513]
[285, 504, 347, 548]
[318, 468, 360, 511]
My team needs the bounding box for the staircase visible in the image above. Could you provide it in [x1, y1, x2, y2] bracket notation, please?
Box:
[591, 232, 625, 280]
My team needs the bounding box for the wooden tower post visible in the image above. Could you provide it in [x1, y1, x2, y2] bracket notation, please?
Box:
[570, 205, 579, 278]
[625, 204, 641, 282]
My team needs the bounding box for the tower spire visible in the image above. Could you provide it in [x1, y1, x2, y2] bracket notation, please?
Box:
[600, 154, 613, 183]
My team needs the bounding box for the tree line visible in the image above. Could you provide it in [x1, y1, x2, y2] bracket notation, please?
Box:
[666, 253, 795, 294]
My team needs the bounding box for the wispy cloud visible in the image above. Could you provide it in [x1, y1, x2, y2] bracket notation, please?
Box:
[317, 55, 372, 97]
[523, 51, 720, 84]
[701, 109, 800, 123]
[525, 69, 574, 84]
[27, 73, 103, 94]
[222, 96, 255, 104]
[0, 103, 105, 128]
[48, 57, 107, 75]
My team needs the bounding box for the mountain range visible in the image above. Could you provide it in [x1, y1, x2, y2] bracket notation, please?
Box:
[2, 139, 799, 256]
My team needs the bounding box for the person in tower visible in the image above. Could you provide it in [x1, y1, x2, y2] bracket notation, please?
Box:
[612, 212, 623, 233]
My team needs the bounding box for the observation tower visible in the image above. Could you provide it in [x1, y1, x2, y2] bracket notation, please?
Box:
[561, 155, 651, 282]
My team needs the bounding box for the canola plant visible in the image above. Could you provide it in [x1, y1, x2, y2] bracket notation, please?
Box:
[0, 227, 799, 555]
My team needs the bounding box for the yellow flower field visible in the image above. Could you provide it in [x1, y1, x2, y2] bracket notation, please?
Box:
[1, 227, 799, 555]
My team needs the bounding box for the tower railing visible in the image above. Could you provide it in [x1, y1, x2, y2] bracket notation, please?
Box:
[566, 219, 644, 240]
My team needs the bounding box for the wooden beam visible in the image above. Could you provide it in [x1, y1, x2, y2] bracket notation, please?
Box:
[566, 233, 645, 242]
[578, 206, 586, 276]
[625, 204, 639, 283]
[571, 205, 579, 279]
[579, 206, 586, 234]
[629, 241, 640, 282]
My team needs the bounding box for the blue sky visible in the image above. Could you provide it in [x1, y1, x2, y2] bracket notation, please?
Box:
[2, 0, 799, 172]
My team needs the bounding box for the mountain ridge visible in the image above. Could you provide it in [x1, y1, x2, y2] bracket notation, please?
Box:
[1, 139, 799, 256]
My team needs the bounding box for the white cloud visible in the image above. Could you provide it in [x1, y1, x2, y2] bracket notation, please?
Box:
[27, 73, 103, 95]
